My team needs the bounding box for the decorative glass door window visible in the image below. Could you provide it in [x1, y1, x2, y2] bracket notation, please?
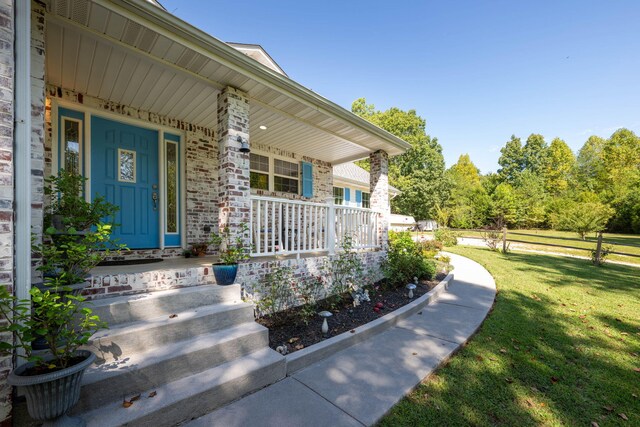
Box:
[62, 118, 81, 174]
[118, 149, 136, 183]
[165, 141, 178, 233]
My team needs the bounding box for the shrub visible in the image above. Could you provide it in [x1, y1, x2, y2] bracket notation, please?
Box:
[383, 231, 436, 288]
[434, 228, 458, 246]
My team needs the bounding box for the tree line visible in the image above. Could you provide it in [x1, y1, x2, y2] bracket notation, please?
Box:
[352, 98, 640, 235]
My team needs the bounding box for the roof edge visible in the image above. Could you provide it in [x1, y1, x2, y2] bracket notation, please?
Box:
[104, 0, 412, 155]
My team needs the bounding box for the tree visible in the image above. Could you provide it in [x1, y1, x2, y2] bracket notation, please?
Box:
[553, 201, 614, 239]
[491, 183, 518, 227]
[522, 133, 549, 175]
[543, 138, 576, 195]
[497, 135, 524, 184]
[445, 155, 490, 228]
[576, 135, 606, 192]
[513, 170, 547, 228]
[351, 98, 449, 220]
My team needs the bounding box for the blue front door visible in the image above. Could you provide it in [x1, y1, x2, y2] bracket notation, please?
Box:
[91, 116, 159, 249]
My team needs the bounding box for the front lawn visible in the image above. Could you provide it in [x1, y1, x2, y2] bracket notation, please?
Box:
[380, 246, 640, 426]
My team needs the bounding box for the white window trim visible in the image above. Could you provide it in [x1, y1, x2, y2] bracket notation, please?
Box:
[333, 186, 344, 205]
[249, 149, 300, 195]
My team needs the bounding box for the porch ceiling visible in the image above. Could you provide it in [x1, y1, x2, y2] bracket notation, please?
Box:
[46, 0, 410, 164]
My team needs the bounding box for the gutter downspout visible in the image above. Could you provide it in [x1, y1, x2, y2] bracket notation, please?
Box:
[15, 0, 32, 365]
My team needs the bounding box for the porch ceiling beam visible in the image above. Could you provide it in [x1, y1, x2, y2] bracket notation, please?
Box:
[330, 152, 373, 166]
[93, 0, 412, 155]
[48, 13, 379, 159]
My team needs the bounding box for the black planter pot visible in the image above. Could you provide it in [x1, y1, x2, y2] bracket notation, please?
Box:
[8, 350, 95, 427]
[212, 263, 238, 286]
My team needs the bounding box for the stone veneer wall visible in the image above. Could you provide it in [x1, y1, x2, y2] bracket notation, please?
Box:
[250, 141, 333, 204]
[0, 0, 12, 422]
[44, 85, 219, 251]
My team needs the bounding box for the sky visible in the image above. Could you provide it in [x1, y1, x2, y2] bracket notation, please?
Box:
[160, 0, 640, 173]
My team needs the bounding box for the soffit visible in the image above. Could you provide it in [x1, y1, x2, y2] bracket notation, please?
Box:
[46, 0, 407, 164]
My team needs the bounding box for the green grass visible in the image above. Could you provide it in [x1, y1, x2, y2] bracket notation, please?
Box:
[380, 246, 640, 426]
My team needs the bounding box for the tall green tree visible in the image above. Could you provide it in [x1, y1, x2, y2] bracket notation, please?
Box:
[351, 98, 449, 220]
[575, 135, 606, 192]
[522, 133, 549, 175]
[445, 155, 491, 228]
[497, 135, 524, 184]
[543, 137, 576, 195]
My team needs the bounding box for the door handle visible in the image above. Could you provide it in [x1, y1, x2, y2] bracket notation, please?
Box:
[152, 192, 158, 210]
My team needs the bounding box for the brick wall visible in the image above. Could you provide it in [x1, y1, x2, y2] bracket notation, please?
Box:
[0, 0, 12, 421]
[370, 150, 390, 249]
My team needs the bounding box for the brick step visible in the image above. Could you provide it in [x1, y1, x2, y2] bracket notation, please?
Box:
[86, 284, 242, 326]
[86, 301, 255, 363]
[75, 322, 269, 413]
[78, 347, 286, 427]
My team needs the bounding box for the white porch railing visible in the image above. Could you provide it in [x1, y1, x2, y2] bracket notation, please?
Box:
[250, 195, 380, 257]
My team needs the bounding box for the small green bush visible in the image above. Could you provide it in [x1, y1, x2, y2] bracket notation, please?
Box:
[434, 228, 458, 246]
[383, 231, 436, 288]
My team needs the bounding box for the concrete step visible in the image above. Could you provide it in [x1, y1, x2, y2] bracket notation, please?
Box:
[75, 322, 269, 413]
[86, 284, 242, 326]
[78, 347, 286, 427]
[87, 301, 255, 363]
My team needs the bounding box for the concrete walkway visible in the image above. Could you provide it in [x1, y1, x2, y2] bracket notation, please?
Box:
[184, 253, 496, 427]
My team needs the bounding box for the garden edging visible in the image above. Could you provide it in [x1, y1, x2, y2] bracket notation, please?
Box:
[285, 271, 455, 375]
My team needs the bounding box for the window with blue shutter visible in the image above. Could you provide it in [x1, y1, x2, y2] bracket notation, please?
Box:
[355, 190, 362, 207]
[301, 161, 313, 198]
[344, 188, 350, 205]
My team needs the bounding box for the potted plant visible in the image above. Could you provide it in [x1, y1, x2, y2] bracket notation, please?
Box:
[44, 169, 119, 233]
[35, 170, 124, 294]
[0, 284, 106, 426]
[210, 224, 250, 286]
[190, 242, 209, 257]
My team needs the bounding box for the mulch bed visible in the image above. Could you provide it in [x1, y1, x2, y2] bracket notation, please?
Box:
[257, 271, 448, 354]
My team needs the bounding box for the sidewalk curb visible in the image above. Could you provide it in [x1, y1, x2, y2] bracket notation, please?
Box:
[285, 271, 455, 375]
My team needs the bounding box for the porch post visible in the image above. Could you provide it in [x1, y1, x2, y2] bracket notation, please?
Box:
[326, 197, 336, 255]
[369, 150, 390, 250]
[216, 87, 251, 250]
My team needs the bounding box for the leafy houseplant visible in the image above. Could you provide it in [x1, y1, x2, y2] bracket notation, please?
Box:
[209, 223, 250, 286]
[0, 285, 105, 426]
[36, 170, 124, 291]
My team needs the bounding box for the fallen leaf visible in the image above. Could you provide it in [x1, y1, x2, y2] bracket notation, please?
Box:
[525, 399, 534, 407]
[169, 314, 178, 319]
[476, 355, 484, 361]
[539, 402, 546, 407]
[129, 394, 141, 402]
[632, 393, 638, 398]
[123, 401, 133, 408]
[603, 406, 614, 412]
[288, 337, 300, 343]
[148, 391, 157, 398]
[499, 348, 508, 354]
[618, 413, 628, 421]
[489, 357, 497, 361]
[621, 332, 628, 336]
[633, 367, 640, 373]
[513, 346, 521, 350]
[412, 352, 418, 356]
[616, 318, 622, 322]
[591, 422, 600, 427]
[350, 329, 355, 334]
[631, 353, 639, 357]
[294, 344, 304, 350]
[505, 377, 514, 383]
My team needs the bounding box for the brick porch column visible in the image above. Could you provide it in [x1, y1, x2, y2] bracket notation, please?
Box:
[369, 150, 390, 250]
[216, 87, 251, 250]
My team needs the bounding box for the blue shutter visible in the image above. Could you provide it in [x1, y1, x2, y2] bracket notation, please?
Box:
[301, 161, 313, 198]
[355, 190, 362, 207]
[344, 188, 350, 205]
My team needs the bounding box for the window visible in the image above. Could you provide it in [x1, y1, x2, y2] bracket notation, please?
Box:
[250, 153, 269, 190]
[274, 159, 299, 194]
[362, 192, 370, 209]
[166, 141, 178, 233]
[62, 118, 81, 174]
[118, 149, 136, 183]
[333, 187, 344, 205]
